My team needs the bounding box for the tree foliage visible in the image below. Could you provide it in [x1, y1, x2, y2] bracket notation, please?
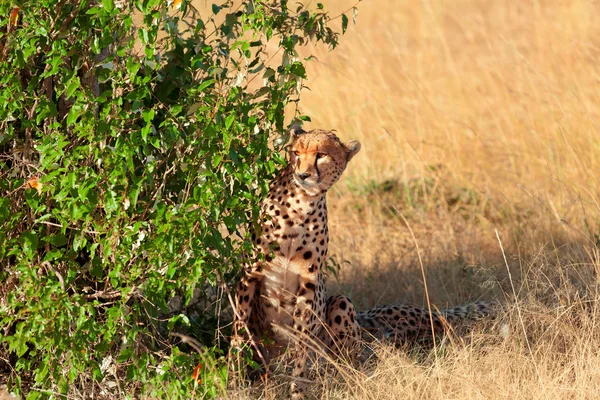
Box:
[0, 0, 355, 397]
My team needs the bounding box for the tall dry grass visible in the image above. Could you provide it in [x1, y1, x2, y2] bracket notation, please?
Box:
[243, 0, 600, 398]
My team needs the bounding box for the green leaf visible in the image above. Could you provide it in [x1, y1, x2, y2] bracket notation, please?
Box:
[21, 231, 39, 258]
[142, 108, 154, 123]
[225, 114, 235, 129]
[102, 0, 114, 13]
[342, 14, 349, 34]
[197, 79, 215, 92]
[117, 347, 133, 363]
[0, 197, 10, 224]
[25, 189, 40, 211]
[66, 76, 80, 99]
[67, 104, 84, 127]
[44, 233, 68, 247]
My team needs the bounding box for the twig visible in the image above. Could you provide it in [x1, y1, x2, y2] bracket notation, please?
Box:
[34, 219, 103, 235]
[169, 332, 205, 354]
[84, 290, 123, 300]
[41, 261, 65, 291]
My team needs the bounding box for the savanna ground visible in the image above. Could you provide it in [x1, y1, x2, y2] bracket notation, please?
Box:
[240, 0, 600, 399]
[4, 1, 599, 399]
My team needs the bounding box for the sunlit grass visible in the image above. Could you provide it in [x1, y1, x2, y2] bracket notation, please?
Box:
[229, 0, 600, 398]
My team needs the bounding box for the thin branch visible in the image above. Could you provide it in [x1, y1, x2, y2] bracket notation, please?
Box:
[34, 219, 103, 235]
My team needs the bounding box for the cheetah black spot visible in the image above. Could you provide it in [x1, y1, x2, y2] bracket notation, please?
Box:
[308, 264, 315, 272]
[287, 220, 294, 226]
[340, 301, 347, 310]
[387, 309, 393, 315]
[243, 295, 249, 302]
[320, 239, 325, 245]
[334, 315, 342, 324]
[304, 282, 316, 290]
[394, 315, 400, 321]
[283, 214, 289, 219]
[275, 210, 280, 216]
[409, 319, 416, 326]
[303, 251, 313, 260]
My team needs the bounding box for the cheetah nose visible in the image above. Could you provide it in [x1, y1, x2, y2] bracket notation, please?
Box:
[297, 172, 311, 180]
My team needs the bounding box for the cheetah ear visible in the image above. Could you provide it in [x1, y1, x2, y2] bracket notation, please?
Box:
[290, 125, 307, 138]
[344, 140, 361, 161]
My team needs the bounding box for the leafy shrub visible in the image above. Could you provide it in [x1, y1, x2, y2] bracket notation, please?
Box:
[0, 0, 355, 397]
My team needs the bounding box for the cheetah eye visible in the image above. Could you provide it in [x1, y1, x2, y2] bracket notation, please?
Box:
[316, 153, 327, 159]
[292, 150, 300, 157]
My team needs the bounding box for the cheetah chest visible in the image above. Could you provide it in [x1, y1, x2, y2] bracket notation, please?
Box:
[257, 217, 328, 337]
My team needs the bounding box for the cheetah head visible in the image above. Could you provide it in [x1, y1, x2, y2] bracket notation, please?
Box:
[288, 127, 361, 196]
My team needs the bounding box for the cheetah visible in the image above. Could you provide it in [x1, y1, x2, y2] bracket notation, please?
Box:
[231, 127, 362, 398]
[231, 127, 493, 398]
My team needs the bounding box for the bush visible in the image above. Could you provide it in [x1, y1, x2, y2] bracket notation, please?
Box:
[0, 0, 355, 397]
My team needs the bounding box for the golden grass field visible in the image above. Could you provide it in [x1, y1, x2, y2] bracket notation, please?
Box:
[240, 0, 600, 398]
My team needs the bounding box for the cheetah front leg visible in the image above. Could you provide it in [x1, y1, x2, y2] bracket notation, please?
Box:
[289, 279, 318, 399]
[230, 267, 261, 364]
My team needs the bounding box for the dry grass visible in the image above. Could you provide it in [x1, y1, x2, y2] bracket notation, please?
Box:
[239, 0, 600, 398]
